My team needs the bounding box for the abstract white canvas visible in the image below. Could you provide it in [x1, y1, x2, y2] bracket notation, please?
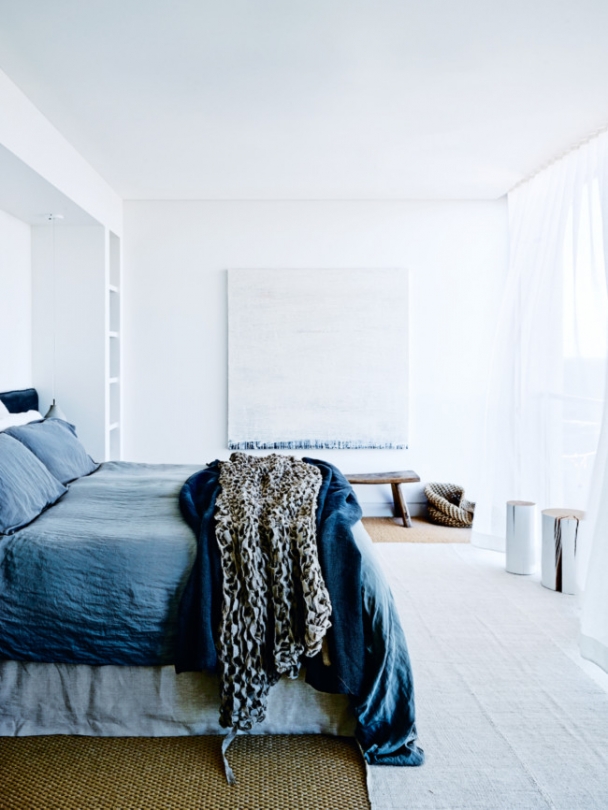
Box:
[228, 269, 408, 449]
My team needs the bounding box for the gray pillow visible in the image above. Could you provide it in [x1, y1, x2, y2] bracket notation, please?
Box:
[0, 433, 68, 534]
[5, 418, 100, 485]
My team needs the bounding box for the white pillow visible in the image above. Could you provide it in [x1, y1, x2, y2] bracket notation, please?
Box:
[0, 400, 10, 418]
[0, 410, 43, 432]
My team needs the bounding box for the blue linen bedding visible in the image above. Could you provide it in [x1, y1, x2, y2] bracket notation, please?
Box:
[0, 458, 423, 766]
[5, 418, 99, 484]
[0, 462, 199, 665]
[176, 457, 365, 695]
[0, 434, 67, 534]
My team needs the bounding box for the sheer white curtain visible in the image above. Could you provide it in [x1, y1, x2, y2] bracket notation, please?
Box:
[581, 370, 608, 671]
[473, 131, 608, 672]
[578, 141, 608, 673]
[473, 132, 608, 547]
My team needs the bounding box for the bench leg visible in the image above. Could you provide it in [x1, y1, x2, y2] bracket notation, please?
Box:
[391, 483, 413, 528]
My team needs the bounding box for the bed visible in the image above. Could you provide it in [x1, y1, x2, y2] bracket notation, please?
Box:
[0, 388, 423, 767]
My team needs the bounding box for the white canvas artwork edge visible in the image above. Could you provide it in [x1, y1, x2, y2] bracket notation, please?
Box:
[228, 268, 408, 450]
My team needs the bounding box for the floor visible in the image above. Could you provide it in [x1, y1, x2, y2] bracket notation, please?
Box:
[368, 543, 608, 810]
[363, 516, 471, 543]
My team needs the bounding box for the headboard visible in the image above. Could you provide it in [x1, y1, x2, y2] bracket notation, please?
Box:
[0, 388, 39, 414]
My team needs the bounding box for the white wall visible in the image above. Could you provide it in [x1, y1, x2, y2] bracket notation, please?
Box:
[123, 200, 508, 513]
[0, 208, 31, 390]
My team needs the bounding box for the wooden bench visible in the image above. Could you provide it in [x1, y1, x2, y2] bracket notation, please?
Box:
[345, 470, 420, 528]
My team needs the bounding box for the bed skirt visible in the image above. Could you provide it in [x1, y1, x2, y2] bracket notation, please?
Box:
[0, 661, 355, 738]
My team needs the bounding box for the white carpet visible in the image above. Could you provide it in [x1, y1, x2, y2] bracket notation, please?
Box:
[368, 544, 608, 810]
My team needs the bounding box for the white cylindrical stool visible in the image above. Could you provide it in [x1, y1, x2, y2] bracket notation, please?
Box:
[541, 509, 584, 594]
[506, 501, 536, 575]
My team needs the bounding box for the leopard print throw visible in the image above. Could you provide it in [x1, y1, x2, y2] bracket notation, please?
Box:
[215, 453, 332, 744]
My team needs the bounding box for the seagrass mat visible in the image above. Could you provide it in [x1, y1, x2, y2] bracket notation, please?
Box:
[0, 733, 369, 810]
[363, 516, 471, 543]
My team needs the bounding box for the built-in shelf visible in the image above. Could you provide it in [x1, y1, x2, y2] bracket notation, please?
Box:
[106, 230, 121, 461]
[109, 333, 120, 378]
[109, 232, 120, 287]
[109, 288, 119, 333]
[109, 425, 120, 460]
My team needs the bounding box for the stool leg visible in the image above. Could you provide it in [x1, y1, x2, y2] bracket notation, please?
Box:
[391, 483, 413, 528]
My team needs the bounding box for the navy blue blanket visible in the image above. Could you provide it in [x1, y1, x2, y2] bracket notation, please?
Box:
[176, 458, 424, 766]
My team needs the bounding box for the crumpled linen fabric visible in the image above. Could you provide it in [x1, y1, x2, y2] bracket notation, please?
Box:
[214, 452, 332, 734]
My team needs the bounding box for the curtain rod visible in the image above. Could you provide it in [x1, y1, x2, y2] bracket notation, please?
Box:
[509, 123, 608, 194]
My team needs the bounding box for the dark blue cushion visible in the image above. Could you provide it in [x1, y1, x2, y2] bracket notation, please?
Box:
[0, 388, 39, 414]
[0, 434, 68, 534]
[5, 418, 100, 485]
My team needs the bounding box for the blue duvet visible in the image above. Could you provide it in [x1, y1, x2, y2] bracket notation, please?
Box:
[0, 462, 199, 666]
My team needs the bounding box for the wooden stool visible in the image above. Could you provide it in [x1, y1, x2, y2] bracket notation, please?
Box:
[345, 470, 420, 527]
[506, 500, 536, 575]
[541, 508, 584, 594]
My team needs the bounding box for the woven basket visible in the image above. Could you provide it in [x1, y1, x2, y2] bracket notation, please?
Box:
[424, 483, 475, 528]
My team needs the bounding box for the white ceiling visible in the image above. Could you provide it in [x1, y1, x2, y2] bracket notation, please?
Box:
[1, 0, 608, 201]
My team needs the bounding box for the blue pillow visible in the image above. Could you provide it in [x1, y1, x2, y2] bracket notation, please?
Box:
[5, 418, 100, 485]
[0, 433, 68, 534]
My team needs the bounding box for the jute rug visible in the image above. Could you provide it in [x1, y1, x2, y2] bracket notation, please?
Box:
[0, 734, 369, 810]
[363, 516, 471, 543]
